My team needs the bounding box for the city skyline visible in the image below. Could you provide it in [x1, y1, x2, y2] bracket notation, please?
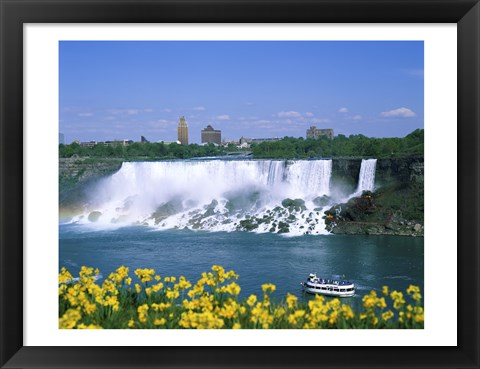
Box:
[59, 41, 424, 144]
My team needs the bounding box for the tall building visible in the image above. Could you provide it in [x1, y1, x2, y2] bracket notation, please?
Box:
[306, 126, 334, 140]
[177, 116, 189, 145]
[59, 132, 65, 145]
[201, 125, 221, 145]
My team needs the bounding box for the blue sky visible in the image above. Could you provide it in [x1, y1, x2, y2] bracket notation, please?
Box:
[59, 41, 423, 144]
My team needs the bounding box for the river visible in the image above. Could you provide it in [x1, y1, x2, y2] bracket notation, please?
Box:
[59, 224, 423, 306]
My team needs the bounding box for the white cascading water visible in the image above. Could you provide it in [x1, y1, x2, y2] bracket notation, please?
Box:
[72, 159, 334, 235]
[356, 159, 377, 193]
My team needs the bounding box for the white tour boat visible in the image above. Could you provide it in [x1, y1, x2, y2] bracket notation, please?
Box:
[301, 273, 355, 297]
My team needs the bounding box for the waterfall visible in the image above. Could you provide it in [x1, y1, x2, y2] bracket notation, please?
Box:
[74, 159, 334, 235]
[356, 159, 377, 192]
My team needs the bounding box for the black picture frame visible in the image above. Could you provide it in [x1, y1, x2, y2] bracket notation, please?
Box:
[1, 0, 479, 368]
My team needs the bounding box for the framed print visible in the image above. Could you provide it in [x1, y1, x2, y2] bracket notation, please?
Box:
[1, 0, 479, 368]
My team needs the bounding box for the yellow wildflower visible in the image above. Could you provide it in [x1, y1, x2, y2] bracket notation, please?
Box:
[261, 283, 276, 293]
[246, 294, 257, 307]
[134, 268, 155, 283]
[412, 292, 422, 302]
[328, 310, 338, 325]
[286, 293, 298, 309]
[166, 289, 180, 299]
[137, 304, 149, 323]
[59, 309, 82, 329]
[177, 276, 192, 290]
[58, 267, 73, 284]
[77, 323, 102, 329]
[382, 310, 394, 321]
[341, 304, 354, 320]
[154, 318, 166, 326]
[223, 282, 241, 296]
[406, 285, 420, 294]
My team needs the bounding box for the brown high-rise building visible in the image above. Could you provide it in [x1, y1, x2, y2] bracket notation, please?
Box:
[177, 116, 188, 145]
[201, 125, 221, 145]
[306, 126, 334, 140]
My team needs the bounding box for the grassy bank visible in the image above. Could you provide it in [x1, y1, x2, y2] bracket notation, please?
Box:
[59, 265, 424, 329]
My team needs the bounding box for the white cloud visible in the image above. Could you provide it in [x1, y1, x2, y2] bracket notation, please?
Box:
[381, 107, 416, 118]
[310, 118, 330, 124]
[78, 112, 93, 117]
[193, 106, 206, 111]
[107, 108, 153, 115]
[305, 112, 314, 117]
[352, 115, 362, 121]
[216, 115, 230, 120]
[278, 111, 302, 118]
[338, 107, 349, 113]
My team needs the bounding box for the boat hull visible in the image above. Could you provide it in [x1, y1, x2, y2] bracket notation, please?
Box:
[302, 282, 355, 298]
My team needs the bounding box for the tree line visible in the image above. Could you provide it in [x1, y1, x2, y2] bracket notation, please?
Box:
[59, 129, 423, 160]
[252, 129, 424, 159]
[59, 141, 239, 160]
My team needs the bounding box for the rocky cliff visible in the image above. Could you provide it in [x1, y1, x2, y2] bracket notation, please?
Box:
[326, 157, 424, 236]
[59, 157, 123, 218]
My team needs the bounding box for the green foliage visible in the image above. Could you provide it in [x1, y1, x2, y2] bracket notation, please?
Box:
[252, 129, 424, 159]
[59, 141, 241, 160]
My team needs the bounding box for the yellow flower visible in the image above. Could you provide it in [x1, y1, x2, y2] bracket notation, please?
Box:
[286, 293, 297, 309]
[225, 270, 239, 279]
[151, 302, 172, 311]
[246, 294, 257, 307]
[382, 286, 389, 296]
[414, 313, 424, 323]
[412, 292, 422, 302]
[287, 310, 305, 326]
[390, 290, 406, 309]
[382, 310, 394, 321]
[128, 319, 135, 328]
[166, 289, 180, 299]
[223, 282, 241, 296]
[376, 297, 387, 309]
[406, 285, 420, 295]
[58, 267, 73, 284]
[362, 295, 376, 308]
[328, 310, 338, 325]
[341, 304, 354, 320]
[134, 268, 155, 283]
[261, 283, 276, 294]
[135, 284, 142, 294]
[59, 309, 82, 329]
[137, 304, 149, 323]
[233, 323, 241, 329]
[77, 323, 102, 329]
[177, 276, 191, 290]
[154, 318, 166, 326]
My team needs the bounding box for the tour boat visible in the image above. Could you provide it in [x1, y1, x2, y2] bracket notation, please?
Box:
[301, 273, 355, 297]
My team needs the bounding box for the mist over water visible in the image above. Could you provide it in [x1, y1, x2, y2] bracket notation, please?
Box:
[67, 158, 376, 235]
